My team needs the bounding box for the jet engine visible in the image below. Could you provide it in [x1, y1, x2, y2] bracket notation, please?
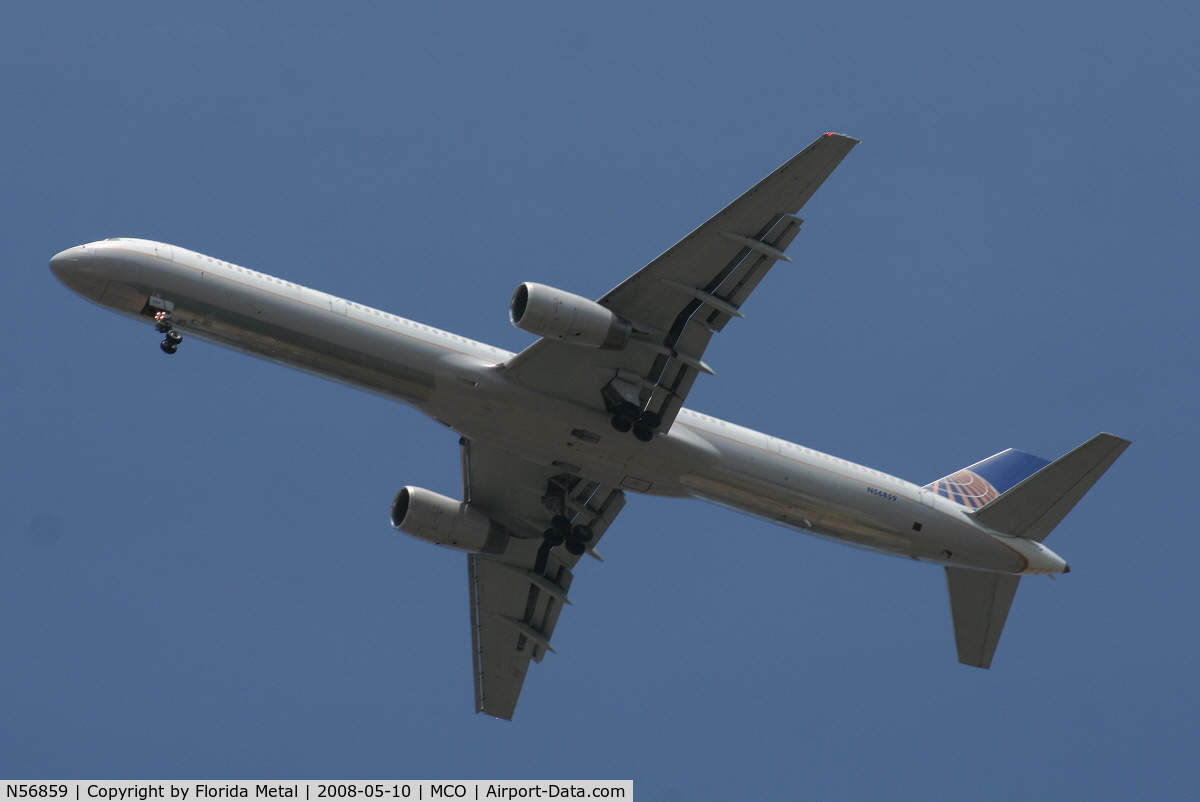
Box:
[510, 282, 631, 349]
[390, 486, 508, 554]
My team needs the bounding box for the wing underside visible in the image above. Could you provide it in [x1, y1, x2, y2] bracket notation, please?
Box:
[504, 133, 858, 435]
[462, 439, 625, 720]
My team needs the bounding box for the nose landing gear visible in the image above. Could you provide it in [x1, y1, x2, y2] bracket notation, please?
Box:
[155, 311, 183, 354]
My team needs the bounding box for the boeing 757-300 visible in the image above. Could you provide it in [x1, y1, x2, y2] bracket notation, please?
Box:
[50, 133, 1128, 719]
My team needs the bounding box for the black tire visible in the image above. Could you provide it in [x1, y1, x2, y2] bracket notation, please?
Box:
[550, 515, 572, 534]
[165, 330, 183, 344]
[564, 538, 586, 556]
[611, 414, 632, 433]
[572, 524, 594, 543]
[543, 528, 564, 546]
[633, 424, 654, 442]
[638, 410, 662, 429]
[160, 340, 177, 354]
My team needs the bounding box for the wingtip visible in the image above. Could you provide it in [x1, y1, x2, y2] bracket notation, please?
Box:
[959, 657, 993, 670]
[1098, 432, 1133, 447]
[823, 131, 861, 143]
[477, 709, 515, 722]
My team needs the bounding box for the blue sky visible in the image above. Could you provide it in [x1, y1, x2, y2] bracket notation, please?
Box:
[3, 2, 1198, 798]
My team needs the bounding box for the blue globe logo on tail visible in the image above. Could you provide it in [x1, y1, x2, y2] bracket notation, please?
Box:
[927, 469, 999, 508]
[925, 448, 1050, 509]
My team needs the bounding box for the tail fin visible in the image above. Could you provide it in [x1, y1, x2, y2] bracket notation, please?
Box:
[946, 568, 1020, 668]
[969, 433, 1130, 541]
[926, 449, 1051, 510]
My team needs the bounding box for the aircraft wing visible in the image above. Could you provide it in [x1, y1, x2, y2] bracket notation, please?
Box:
[504, 132, 858, 432]
[460, 438, 626, 720]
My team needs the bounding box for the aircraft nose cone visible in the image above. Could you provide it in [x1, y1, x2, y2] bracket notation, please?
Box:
[50, 245, 108, 300]
[49, 247, 83, 283]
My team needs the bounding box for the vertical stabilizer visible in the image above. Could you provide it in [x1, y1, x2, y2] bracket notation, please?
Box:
[926, 449, 1050, 510]
[945, 567, 1021, 669]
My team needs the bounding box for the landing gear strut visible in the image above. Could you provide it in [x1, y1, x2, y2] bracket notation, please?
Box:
[155, 311, 182, 354]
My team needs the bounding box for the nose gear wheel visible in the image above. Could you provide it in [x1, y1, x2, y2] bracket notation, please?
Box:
[154, 311, 183, 355]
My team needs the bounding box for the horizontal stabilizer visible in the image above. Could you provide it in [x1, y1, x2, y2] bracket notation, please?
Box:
[970, 433, 1130, 542]
[946, 567, 1021, 669]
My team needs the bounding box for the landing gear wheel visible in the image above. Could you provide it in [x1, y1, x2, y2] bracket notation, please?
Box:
[165, 330, 183, 345]
[550, 515, 572, 535]
[160, 340, 178, 355]
[564, 538, 586, 556]
[633, 424, 654, 442]
[542, 528, 564, 546]
[572, 524, 594, 543]
[638, 410, 662, 429]
[610, 414, 632, 433]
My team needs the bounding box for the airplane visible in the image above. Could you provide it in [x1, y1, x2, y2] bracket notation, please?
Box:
[50, 133, 1129, 720]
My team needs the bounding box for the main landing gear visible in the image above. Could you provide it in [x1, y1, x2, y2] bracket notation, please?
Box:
[155, 311, 183, 354]
[542, 514, 595, 556]
[533, 474, 600, 574]
[609, 401, 660, 442]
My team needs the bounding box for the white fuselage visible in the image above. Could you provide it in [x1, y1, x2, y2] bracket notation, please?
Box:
[50, 238, 1068, 575]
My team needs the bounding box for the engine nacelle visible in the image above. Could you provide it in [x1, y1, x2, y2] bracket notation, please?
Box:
[510, 282, 631, 349]
[390, 486, 508, 554]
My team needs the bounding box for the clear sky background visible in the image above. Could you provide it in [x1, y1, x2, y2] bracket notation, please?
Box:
[2, 2, 1197, 798]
